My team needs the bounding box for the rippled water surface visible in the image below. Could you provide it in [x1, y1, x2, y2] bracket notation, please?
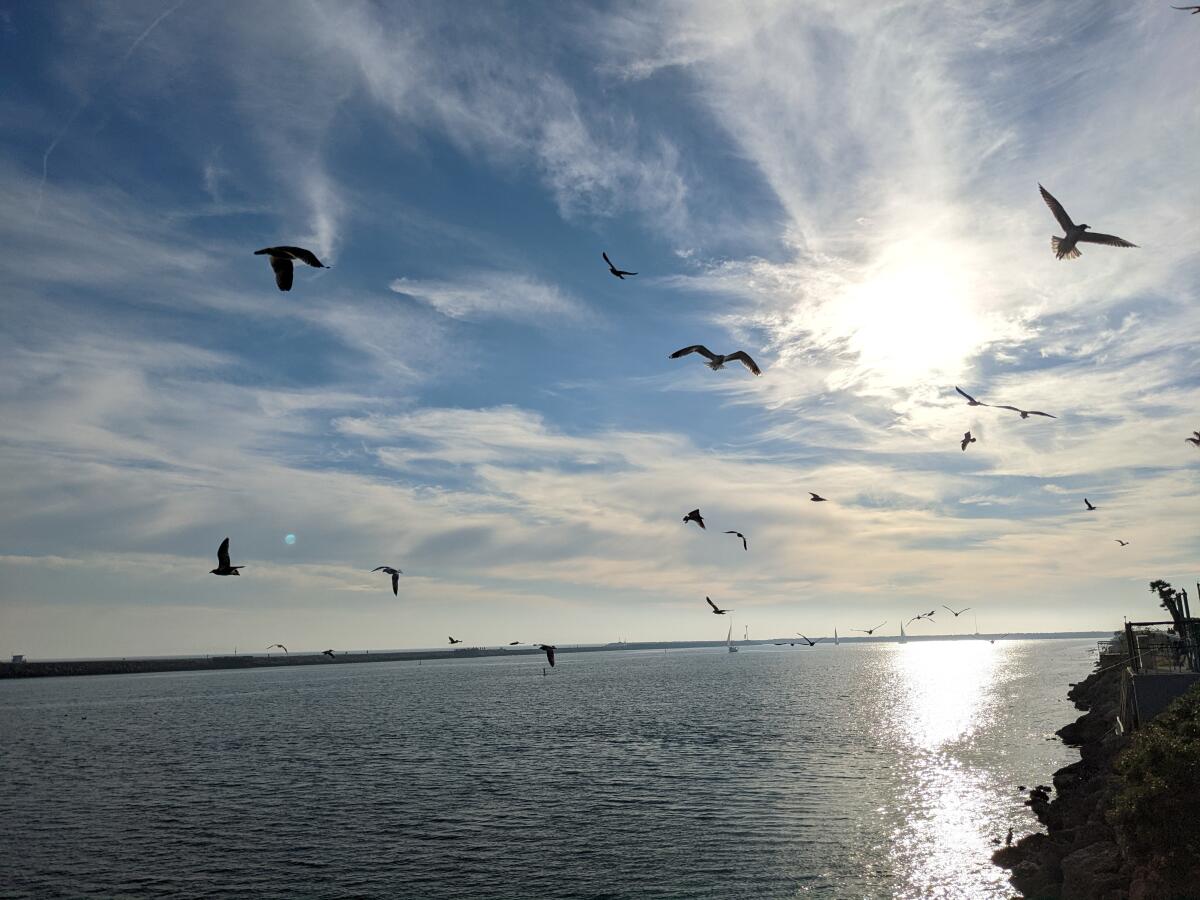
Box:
[0, 640, 1094, 898]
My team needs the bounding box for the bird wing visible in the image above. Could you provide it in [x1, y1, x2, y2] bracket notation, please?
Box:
[279, 246, 326, 268]
[1039, 184, 1075, 232]
[618, 270, 637, 276]
[670, 345, 717, 361]
[872, 622, 886, 632]
[991, 405, 1022, 414]
[1077, 231, 1136, 249]
[543, 645, 556, 667]
[725, 351, 762, 375]
[269, 255, 294, 291]
[706, 597, 719, 612]
[217, 537, 231, 568]
[1025, 410, 1057, 418]
[372, 566, 389, 572]
[603, 251, 614, 268]
[391, 572, 399, 595]
[955, 386, 981, 404]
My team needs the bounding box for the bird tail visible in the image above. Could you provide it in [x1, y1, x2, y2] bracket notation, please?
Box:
[706, 360, 723, 371]
[1051, 236, 1081, 260]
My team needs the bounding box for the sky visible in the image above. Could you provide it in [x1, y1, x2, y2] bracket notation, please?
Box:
[1, 0, 1198, 658]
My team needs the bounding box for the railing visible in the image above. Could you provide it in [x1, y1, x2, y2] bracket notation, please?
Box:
[1123, 621, 1200, 674]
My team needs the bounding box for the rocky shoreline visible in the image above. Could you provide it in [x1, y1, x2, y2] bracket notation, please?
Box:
[993, 663, 1136, 899]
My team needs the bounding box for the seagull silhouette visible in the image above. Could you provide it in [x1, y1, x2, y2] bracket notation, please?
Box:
[1186, 432, 1200, 447]
[322, 649, 335, 658]
[448, 637, 463, 645]
[372, 566, 403, 595]
[724, 530, 748, 550]
[602, 251, 637, 279]
[1038, 185, 1137, 260]
[1171, 4, 1200, 12]
[210, 537, 244, 576]
[795, 633, 822, 647]
[1114, 539, 1130, 547]
[993, 405, 1057, 419]
[706, 597, 732, 615]
[961, 431, 976, 451]
[809, 492, 828, 502]
[943, 606, 972, 617]
[683, 509, 706, 529]
[852, 622, 886, 635]
[538, 644, 557, 667]
[1084, 498, 1097, 511]
[254, 246, 329, 291]
[508, 641, 521, 646]
[266, 643, 288, 653]
[955, 387, 988, 407]
[669, 345, 762, 376]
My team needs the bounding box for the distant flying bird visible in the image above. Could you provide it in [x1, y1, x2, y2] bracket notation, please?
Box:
[955, 387, 988, 407]
[322, 649, 335, 658]
[210, 537, 244, 576]
[254, 246, 328, 291]
[266, 643, 288, 653]
[1038, 184, 1137, 260]
[796, 633, 822, 647]
[539, 644, 557, 667]
[669, 345, 762, 376]
[1171, 4, 1200, 12]
[809, 492, 828, 502]
[1084, 498, 1097, 511]
[371, 566, 403, 595]
[706, 597, 732, 615]
[1115, 539, 1129, 547]
[683, 509, 706, 529]
[852, 622, 886, 635]
[508, 640, 521, 645]
[961, 431, 976, 451]
[602, 251, 637, 279]
[1185, 432, 1200, 447]
[993, 405, 1057, 419]
[943, 606, 971, 617]
[724, 530, 748, 550]
[448, 637, 463, 645]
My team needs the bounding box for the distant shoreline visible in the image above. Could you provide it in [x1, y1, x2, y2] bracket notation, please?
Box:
[0, 632, 1111, 679]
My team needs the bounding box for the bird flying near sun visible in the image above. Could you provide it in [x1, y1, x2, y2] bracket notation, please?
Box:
[961, 431, 976, 451]
[809, 492, 828, 502]
[955, 387, 988, 407]
[669, 345, 762, 376]
[210, 537, 244, 576]
[1038, 185, 1137, 260]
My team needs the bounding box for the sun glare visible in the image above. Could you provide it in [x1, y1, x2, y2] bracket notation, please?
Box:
[835, 240, 989, 385]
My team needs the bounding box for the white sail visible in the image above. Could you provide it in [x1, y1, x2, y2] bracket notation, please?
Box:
[899, 619, 907, 644]
[727, 621, 737, 653]
[834, 628, 839, 646]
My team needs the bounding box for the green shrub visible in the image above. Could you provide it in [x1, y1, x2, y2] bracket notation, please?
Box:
[1109, 683, 1200, 886]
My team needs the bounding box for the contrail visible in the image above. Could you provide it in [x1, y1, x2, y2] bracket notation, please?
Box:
[36, 0, 187, 216]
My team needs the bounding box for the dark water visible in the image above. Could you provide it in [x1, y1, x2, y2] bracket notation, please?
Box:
[0, 640, 1093, 898]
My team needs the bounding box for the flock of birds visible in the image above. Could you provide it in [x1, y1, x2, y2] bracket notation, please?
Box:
[216, 149, 1190, 669]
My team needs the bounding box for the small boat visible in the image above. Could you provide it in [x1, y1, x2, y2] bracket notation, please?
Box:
[899, 620, 907, 644]
[834, 628, 840, 646]
[727, 622, 738, 653]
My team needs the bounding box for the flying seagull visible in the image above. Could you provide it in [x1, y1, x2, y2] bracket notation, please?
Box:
[993, 405, 1057, 419]
[724, 530, 748, 550]
[795, 633, 822, 647]
[669, 345, 762, 376]
[1185, 432, 1200, 447]
[1038, 184, 1137, 260]
[943, 606, 972, 617]
[448, 637, 463, 645]
[538, 644, 557, 667]
[1115, 539, 1129, 547]
[852, 622, 886, 635]
[683, 509, 706, 529]
[266, 643, 288, 653]
[809, 492, 828, 502]
[1171, 4, 1200, 12]
[508, 640, 521, 646]
[254, 246, 329, 291]
[371, 566, 403, 595]
[210, 537, 244, 576]
[955, 387, 988, 407]
[961, 431, 976, 451]
[706, 597, 732, 615]
[1084, 498, 1097, 511]
[602, 251, 637, 279]
[322, 649, 335, 658]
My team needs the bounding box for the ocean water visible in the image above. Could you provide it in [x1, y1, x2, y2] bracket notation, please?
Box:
[0, 639, 1094, 899]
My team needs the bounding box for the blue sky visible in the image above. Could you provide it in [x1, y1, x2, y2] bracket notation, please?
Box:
[1, 0, 1198, 657]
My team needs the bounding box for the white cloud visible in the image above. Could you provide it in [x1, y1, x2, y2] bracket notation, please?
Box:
[389, 273, 591, 324]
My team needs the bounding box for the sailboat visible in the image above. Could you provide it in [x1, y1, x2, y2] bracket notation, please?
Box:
[727, 621, 738, 653]
[899, 619, 908, 644]
[834, 628, 840, 646]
